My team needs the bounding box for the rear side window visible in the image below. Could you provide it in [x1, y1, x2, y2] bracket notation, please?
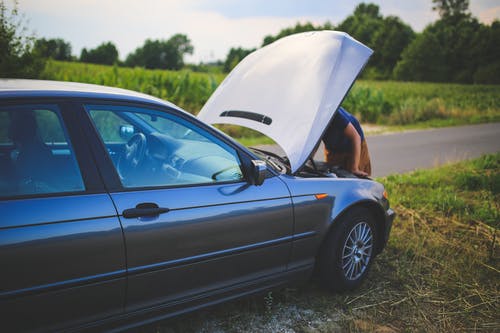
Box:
[0, 105, 85, 197]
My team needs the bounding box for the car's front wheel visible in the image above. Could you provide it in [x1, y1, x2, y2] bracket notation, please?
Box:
[318, 207, 378, 292]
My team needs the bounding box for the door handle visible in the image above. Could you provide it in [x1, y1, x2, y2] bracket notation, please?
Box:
[122, 202, 170, 218]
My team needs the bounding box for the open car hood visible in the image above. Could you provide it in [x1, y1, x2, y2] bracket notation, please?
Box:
[197, 31, 372, 173]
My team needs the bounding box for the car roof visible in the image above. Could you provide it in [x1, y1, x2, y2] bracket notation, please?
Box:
[0, 79, 180, 110]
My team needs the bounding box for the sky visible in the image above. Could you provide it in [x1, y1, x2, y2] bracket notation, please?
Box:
[14, 0, 500, 64]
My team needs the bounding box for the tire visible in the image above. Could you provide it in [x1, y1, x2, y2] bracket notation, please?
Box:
[318, 207, 378, 292]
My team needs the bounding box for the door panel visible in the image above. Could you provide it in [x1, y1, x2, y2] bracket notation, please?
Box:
[112, 178, 293, 310]
[0, 195, 126, 331]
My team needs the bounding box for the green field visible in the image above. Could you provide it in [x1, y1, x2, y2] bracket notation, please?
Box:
[142, 154, 499, 332]
[41, 61, 225, 114]
[41, 61, 500, 142]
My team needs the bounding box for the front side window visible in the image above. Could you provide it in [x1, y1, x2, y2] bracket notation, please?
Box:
[0, 105, 85, 197]
[86, 105, 244, 188]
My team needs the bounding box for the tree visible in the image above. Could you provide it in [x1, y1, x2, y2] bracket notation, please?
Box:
[0, 0, 44, 78]
[394, 0, 499, 83]
[80, 41, 118, 65]
[125, 34, 193, 70]
[166, 34, 194, 69]
[34, 38, 72, 61]
[368, 16, 414, 78]
[223, 47, 255, 72]
[336, 3, 383, 45]
[393, 31, 447, 82]
[432, 0, 470, 20]
[336, 4, 414, 79]
[472, 20, 500, 84]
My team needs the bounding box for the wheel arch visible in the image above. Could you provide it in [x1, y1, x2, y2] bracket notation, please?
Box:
[321, 200, 388, 256]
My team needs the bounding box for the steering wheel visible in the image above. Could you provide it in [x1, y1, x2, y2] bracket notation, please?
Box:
[118, 133, 147, 178]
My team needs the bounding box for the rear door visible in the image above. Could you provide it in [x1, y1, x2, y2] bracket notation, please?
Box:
[0, 102, 125, 331]
[84, 103, 293, 311]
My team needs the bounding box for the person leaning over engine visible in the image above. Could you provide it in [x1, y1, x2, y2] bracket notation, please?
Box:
[322, 107, 372, 177]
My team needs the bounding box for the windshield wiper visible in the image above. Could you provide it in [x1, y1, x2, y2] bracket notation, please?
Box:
[250, 147, 289, 173]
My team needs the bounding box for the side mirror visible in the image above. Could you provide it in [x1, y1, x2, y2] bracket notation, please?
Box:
[119, 125, 134, 141]
[251, 160, 267, 186]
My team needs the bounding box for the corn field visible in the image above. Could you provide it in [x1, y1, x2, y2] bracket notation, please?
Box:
[42, 61, 500, 128]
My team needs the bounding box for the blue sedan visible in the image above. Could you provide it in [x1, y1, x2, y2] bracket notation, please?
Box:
[0, 32, 394, 332]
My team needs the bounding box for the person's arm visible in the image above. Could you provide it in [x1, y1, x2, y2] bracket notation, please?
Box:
[343, 123, 368, 177]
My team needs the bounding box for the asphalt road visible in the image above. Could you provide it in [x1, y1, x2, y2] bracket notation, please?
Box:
[259, 122, 500, 177]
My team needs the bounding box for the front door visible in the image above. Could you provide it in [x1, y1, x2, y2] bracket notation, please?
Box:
[85, 104, 293, 311]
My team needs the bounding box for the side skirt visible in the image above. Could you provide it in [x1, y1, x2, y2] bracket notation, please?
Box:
[73, 264, 313, 332]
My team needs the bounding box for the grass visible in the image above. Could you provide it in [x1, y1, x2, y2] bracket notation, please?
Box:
[39, 61, 500, 145]
[142, 154, 499, 332]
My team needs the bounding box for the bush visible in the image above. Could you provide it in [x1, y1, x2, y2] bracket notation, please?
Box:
[474, 63, 500, 84]
[388, 97, 447, 125]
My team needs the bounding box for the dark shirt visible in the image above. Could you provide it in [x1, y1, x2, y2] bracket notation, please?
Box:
[323, 107, 364, 154]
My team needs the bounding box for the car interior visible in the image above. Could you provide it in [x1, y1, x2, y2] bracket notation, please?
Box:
[86, 107, 245, 189]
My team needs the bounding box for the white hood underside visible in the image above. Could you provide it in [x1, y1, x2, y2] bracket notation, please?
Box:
[197, 31, 373, 173]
